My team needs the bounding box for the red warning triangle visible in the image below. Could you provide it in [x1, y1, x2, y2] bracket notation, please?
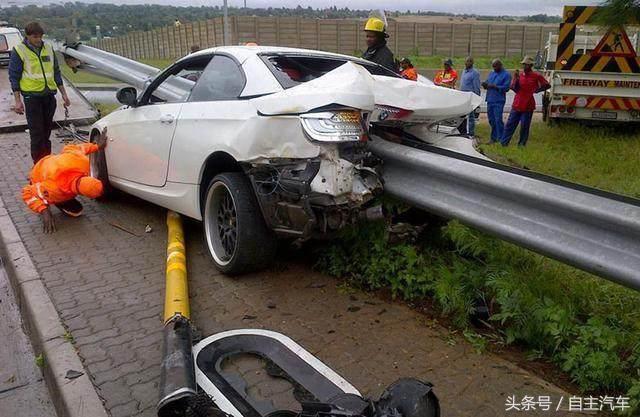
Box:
[592, 27, 637, 57]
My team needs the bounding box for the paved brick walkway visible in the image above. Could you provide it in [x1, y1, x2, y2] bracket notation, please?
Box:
[0, 132, 593, 417]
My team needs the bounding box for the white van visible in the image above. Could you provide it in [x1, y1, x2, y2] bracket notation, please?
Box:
[0, 26, 22, 66]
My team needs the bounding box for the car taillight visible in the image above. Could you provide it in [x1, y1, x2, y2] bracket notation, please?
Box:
[559, 106, 566, 113]
[567, 107, 575, 114]
[374, 105, 413, 122]
[551, 105, 557, 113]
[300, 110, 365, 143]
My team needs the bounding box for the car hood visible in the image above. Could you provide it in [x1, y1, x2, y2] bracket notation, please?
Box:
[253, 62, 376, 116]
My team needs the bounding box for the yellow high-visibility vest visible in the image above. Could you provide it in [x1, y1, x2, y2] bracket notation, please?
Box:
[13, 42, 58, 93]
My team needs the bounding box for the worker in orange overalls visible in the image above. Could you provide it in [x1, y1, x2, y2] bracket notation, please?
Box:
[399, 58, 418, 81]
[433, 58, 458, 89]
[22, 128, 108, 233]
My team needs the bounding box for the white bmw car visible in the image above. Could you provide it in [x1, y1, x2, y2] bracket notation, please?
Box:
[89, 45, 481, 274]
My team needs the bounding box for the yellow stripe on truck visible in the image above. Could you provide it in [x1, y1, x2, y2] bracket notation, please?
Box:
[575, 7, 596, 24]
[592, 57, 609, 73]
[572, 55, 591, 72]
[615, 57, 632, 74]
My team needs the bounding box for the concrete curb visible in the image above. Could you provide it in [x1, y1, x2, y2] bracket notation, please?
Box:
[0, 195, 109, 417]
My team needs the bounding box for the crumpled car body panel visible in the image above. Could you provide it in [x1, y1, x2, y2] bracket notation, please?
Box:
[90, 46, 481, 234]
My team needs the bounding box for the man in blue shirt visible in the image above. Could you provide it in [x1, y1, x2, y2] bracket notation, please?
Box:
[459, 56, 481, 137]
[482, 59, 511, 143]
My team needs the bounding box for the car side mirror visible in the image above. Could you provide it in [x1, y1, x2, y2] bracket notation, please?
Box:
[116, 87, 138, 107]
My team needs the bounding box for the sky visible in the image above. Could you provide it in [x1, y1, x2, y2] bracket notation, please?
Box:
[6, 0, 604, 16]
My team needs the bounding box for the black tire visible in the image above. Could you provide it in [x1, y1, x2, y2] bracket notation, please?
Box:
[202, 172, 276, 275]
[90, 132, 113, 198]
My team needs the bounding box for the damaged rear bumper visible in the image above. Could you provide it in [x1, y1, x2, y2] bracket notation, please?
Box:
[245, 142, 383, 238]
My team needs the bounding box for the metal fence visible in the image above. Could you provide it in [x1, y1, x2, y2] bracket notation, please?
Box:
[89, 17, 558, 61]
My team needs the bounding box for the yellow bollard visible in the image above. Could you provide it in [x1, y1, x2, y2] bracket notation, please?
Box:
[164, 211, 190, 323]
[158, 211, 196, 415]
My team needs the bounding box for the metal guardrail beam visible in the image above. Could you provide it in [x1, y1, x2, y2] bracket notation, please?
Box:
[55, 42, 159, 88]
[54, 43, 192, 102]
[369, 138, 640, 291]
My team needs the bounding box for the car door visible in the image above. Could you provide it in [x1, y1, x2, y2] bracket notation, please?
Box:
[105, 55, 212, 187]
[168, 54, 257, 184]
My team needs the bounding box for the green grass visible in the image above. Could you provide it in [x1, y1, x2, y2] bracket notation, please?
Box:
[316, 120, 640, 414]
[476, 122, 640, 198]
[408, 55, 523, 70]
[60, 57, 174, 85]
[35, 353, 45, 368]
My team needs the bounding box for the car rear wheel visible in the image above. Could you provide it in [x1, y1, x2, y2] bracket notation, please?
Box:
[90, 132, 112, 198]
[203, 172, 276, 275]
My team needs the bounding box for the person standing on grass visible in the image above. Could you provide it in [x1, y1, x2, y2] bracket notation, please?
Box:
[482, 59, 511, 143]
[9, 21, 71, 164]
[433, 58, 458, 89]
[501, 56, 550, 147]
[459, 56, 481, 137]
[399, 57, 418, 81]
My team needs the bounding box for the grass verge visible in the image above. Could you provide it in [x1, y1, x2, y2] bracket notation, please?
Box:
[477, 122, 640, 199]
[316, 121, 640, 414]
[409, 55, 524, 70]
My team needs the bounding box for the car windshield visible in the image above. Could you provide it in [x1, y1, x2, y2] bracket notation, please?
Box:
[261, 54, 399, 89]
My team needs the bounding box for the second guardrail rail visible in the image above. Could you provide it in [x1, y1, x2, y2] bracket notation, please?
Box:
[369, 137, 640, 291]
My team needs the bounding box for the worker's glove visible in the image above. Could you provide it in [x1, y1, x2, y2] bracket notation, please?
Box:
[41, 208, 56, 234]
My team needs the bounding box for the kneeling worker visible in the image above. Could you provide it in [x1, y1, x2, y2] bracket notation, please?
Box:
[22, 129, 108, 233]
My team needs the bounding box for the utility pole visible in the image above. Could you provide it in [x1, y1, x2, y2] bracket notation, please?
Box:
[223, 0, 230, 46]
[244, 0, 247, 8]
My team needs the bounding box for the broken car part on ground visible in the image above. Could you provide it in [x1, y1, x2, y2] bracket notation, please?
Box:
[158, 211, 440, 417]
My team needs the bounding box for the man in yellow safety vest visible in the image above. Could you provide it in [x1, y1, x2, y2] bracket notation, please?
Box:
[9, 22, 71, 163]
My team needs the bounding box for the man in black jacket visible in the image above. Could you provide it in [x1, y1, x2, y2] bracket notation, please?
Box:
[362, 17, 397, 73]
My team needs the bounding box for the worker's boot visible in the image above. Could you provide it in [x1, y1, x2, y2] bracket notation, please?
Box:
[56, 199, 84, 217]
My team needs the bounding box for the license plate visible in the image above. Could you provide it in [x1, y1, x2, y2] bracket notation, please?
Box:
[592, 111, 617, 120]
